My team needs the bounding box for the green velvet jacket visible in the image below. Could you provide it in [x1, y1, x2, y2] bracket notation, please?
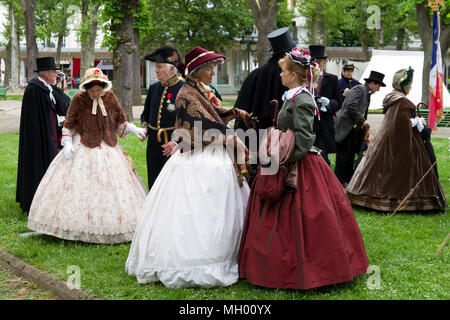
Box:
[276, 90, 321, 163]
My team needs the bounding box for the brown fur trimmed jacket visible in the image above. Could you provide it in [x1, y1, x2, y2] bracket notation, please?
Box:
[63, 90, 127, 148]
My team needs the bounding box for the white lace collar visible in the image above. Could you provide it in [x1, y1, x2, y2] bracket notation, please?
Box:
[282, 86, 301, 101]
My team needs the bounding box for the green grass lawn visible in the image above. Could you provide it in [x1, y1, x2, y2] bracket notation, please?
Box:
[0, 130, 448, 300]
[2, 95, 24, 101]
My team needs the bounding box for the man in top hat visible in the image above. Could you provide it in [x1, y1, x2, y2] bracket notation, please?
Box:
[334, 70, 386, 187]
[338, 63, 361, 99]
[140, 46, 184, 190]
[309, 44, 341, 166]
[16, 57, 67, 213]
[234, 27, 297, 132]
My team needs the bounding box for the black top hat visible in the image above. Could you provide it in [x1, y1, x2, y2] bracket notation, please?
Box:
[343, 64, 355, 71]
[364, 70, 386, 87]
[267, 27, 297, 55]
[308, 45, 327, 59]
[34, 57, 58, 72]
[145, 46, 181, 67]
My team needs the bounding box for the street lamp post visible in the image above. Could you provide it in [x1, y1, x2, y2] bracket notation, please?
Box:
[241, 28, 257, 77]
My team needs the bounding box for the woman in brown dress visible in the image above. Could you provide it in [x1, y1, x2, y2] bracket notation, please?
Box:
[347, 67, 447, 212]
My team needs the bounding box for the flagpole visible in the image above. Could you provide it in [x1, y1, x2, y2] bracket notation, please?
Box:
[427, 0, 445, 131]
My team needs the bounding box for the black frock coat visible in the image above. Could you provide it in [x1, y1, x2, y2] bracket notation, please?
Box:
[16, 78, 60, 213]
[234, 56, 287, 131]
[313, 72, 341, 154]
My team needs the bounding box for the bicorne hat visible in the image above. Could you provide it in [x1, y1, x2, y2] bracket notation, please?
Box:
[34, 57, 59, 72]
[364, 70, 386, 87]
[179, 46, 226, 76]
[267, 27, 297, 55]
[145, 46, 182, 68]
[308, 45, 327, 59]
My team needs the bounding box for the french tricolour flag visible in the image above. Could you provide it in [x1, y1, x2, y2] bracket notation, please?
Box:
[428, 11, 445, 131]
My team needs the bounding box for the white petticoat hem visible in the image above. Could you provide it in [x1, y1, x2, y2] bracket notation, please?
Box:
[126, 259, 239, 288]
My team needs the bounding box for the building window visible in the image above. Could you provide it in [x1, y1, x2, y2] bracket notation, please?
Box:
[233, 49, 246, 87]
[216, 58, 229, 85]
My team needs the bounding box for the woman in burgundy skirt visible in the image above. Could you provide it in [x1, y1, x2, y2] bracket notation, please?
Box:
[238, 48, 369, 290]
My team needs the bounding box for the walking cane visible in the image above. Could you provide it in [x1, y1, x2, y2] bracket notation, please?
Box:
[157, 129, 169, 144]
[416, 102, 427, 118]
[269, 99, 279, 126]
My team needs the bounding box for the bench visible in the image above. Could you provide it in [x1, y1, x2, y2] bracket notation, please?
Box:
[0, 88, 7, 100]
[419, 109, 450, 127]
[68, 89, 80, 99]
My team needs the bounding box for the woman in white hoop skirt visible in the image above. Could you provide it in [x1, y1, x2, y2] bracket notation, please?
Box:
[27, 68, 148, 244]
[125, 46, 254, 288]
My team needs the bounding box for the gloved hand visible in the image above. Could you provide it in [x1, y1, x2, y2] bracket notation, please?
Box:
[416, 116, 424, 132]
[317, 96, 329, 112]
[126, 123, 147, 141]
[317, 96, 330, 107]
[343, 88, 350, 97]
[410, 117, 424, 132]
[57, 115, 66, 127]
[61, 136, 74, 159]
[419, 117, 427, 126]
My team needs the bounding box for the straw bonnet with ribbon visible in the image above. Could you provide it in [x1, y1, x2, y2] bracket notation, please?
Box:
[177, 46, 226, 77]
[79, 67, 112, 117]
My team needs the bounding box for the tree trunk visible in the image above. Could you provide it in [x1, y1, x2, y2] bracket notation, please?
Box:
[56, 17, 68, 68]
[374, 9, 384, 49]
[416, 2, 433, 104]
[396, 27, 405, 50]
[415, 2, 450, 103]
[80, 1, 99, 77]
[311, 2, 326, 45]
[247, 0, 281, 66]
[132, 28, 142, 106]
[359, 0, 370, 61]
[18, 0, 39, 82]
[10, 3, 20, 92]
[113, 0, 139, 121]
[4, 40, 11, 88]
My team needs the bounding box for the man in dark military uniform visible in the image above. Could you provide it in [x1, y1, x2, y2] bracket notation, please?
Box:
[141, 46, 184, 190]
[309, 45, 341, 166]
[338, 64, 361, 100]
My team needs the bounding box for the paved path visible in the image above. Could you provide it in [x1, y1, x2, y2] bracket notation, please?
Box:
[1, 100, 449, 138]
